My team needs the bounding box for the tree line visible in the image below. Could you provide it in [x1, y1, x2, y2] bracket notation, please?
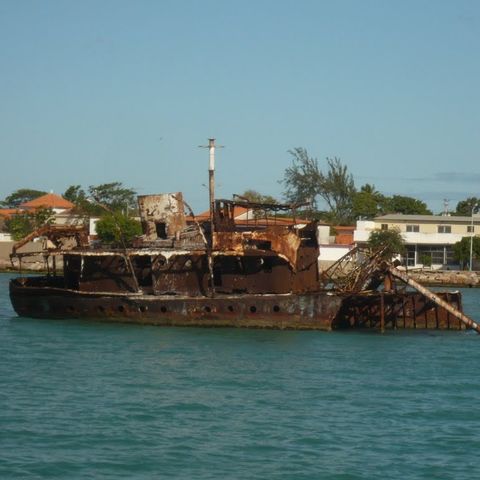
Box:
[1, 149, 479, 248]
[281, 147, 480, 224]
[0, 183, 140, 244]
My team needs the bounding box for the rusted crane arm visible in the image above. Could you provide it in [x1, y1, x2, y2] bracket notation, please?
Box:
[389, 267, 480, 334]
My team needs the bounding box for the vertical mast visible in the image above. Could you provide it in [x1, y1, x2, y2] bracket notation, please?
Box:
[200, 138, 223, 241]
[199, 138, 223, 297]
[208, 138, 216, 233]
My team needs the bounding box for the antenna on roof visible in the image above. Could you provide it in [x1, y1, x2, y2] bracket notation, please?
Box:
[443, 199, 450, 216]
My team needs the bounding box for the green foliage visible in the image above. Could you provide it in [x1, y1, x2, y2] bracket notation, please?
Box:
[319, 157, 356, 224]
[238, 190, 279, 219]
[381, 195, 431, 215]
[420, 254, 432, 268]
[63, 185, 101, 216]
[5, 207, 54, 240]
[1, 189, 47, 208]
[64, 185, 87, 205]
[63, 182, 138, 217]
[352, 184, 385, 219]
[239, 189, 278, 205]
[95, 213, 142, 247]
[281, 147, 322, 210]
[452, 236, 480, 268]
[281, 148, 356, 224]
[454, 197, 480, 216]
[89, 182, 137, 212]
[5, 215, 31, 240]
[368, 228, 405, 259]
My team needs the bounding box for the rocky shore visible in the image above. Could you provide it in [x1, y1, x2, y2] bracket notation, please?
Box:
[0, 256, 46, 272]
[407, 270, 479, 287]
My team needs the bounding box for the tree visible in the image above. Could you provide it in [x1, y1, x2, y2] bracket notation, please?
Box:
[319, 157, 356, 224]
[236, 190, 279, 219]
[452, 236, 480, 269]
[239, 189, 278, 205]
[63, 182, 138, 216]
[381, 195, 431, 215]
[64, 185, 87, 205]
[454, 197, 480, 216]
[63, 185, 102, 216]
[281, 148, 356, 224]
[1, 189, 47, 208]
[352, 184, 385, 219]
[95, 213, 142, 247]
[281, 147, 322, 210]
[88, 182, 137, 212]
[5, 207, 54, 240]
[367, 228, 405, 260]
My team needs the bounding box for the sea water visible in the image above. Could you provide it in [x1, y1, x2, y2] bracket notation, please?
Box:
[1, 272, 480, 480]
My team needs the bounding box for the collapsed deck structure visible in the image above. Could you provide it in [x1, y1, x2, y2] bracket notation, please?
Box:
[8, 140, 479, 332]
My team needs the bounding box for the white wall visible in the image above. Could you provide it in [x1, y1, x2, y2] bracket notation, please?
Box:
[401, 232, 464, 245]
[89, 218, 99, 236]
[317, 225, 330, 244]
[353, 220, 375, 242]
[318, 244, 352, 262]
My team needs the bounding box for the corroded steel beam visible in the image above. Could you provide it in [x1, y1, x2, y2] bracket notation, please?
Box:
[11, 225, 89, 256]
[389, 267, 480, 333]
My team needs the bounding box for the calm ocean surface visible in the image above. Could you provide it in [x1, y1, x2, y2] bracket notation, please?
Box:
[1, 273, 480, 479]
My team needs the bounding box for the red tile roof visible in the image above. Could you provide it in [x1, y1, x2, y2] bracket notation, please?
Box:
[20, 193, 74, 210]
[0, 208, 21, 219]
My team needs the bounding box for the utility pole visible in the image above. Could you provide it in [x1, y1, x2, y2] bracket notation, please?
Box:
[199, 138, 224, 242]
[199, 139, 224, 297]
[469, 203, 478, 271]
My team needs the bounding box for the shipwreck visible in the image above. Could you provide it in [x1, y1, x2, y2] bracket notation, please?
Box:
[8, 140, 480, 332]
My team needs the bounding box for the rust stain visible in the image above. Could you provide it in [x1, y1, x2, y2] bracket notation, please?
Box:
[138, 193, 186, 241]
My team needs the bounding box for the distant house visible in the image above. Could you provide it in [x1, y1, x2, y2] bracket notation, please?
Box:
[19, 192, 85, 228]
[20, 193, 74, 214]
[317, 224, 356, 269]
[0, 193, 80, 245]
[354, 213, 480, 269]
[0, 209, 22, 242]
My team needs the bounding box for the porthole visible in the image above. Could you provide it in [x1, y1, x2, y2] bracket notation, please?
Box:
[228, 305, 234, 312]
[160, 306, 167, 313]
[250, 306, 257, 313]
[139, 305, 147, 313]
[204, 306, 211, 313]
[273, 305, 280, 313]
[118, 305, 125, 313]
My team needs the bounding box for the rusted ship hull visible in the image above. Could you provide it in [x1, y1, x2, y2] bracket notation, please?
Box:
[9, 277, 465, 331]
[335, 290, 465, 331]
[9, 277, 342, 330]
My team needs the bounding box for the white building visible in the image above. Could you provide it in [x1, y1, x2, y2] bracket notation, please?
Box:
[354, 214, 480, 269]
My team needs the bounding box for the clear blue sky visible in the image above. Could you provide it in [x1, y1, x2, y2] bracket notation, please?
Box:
[1, 0, 479, 214]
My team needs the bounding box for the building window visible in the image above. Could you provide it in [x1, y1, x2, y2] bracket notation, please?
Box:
[445, 247, 455, 265]
[418, 245, 446, 266]
[437, 225, 451, 234]
[381, 224, 388, 230]
[406, 246, 416, 267]
[406, 225, 419, 233]
[467, 225, 475, 233]
[431, 250, 445, 264]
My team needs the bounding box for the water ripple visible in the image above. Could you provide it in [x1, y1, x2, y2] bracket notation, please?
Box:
[1, 273, 480, 479]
